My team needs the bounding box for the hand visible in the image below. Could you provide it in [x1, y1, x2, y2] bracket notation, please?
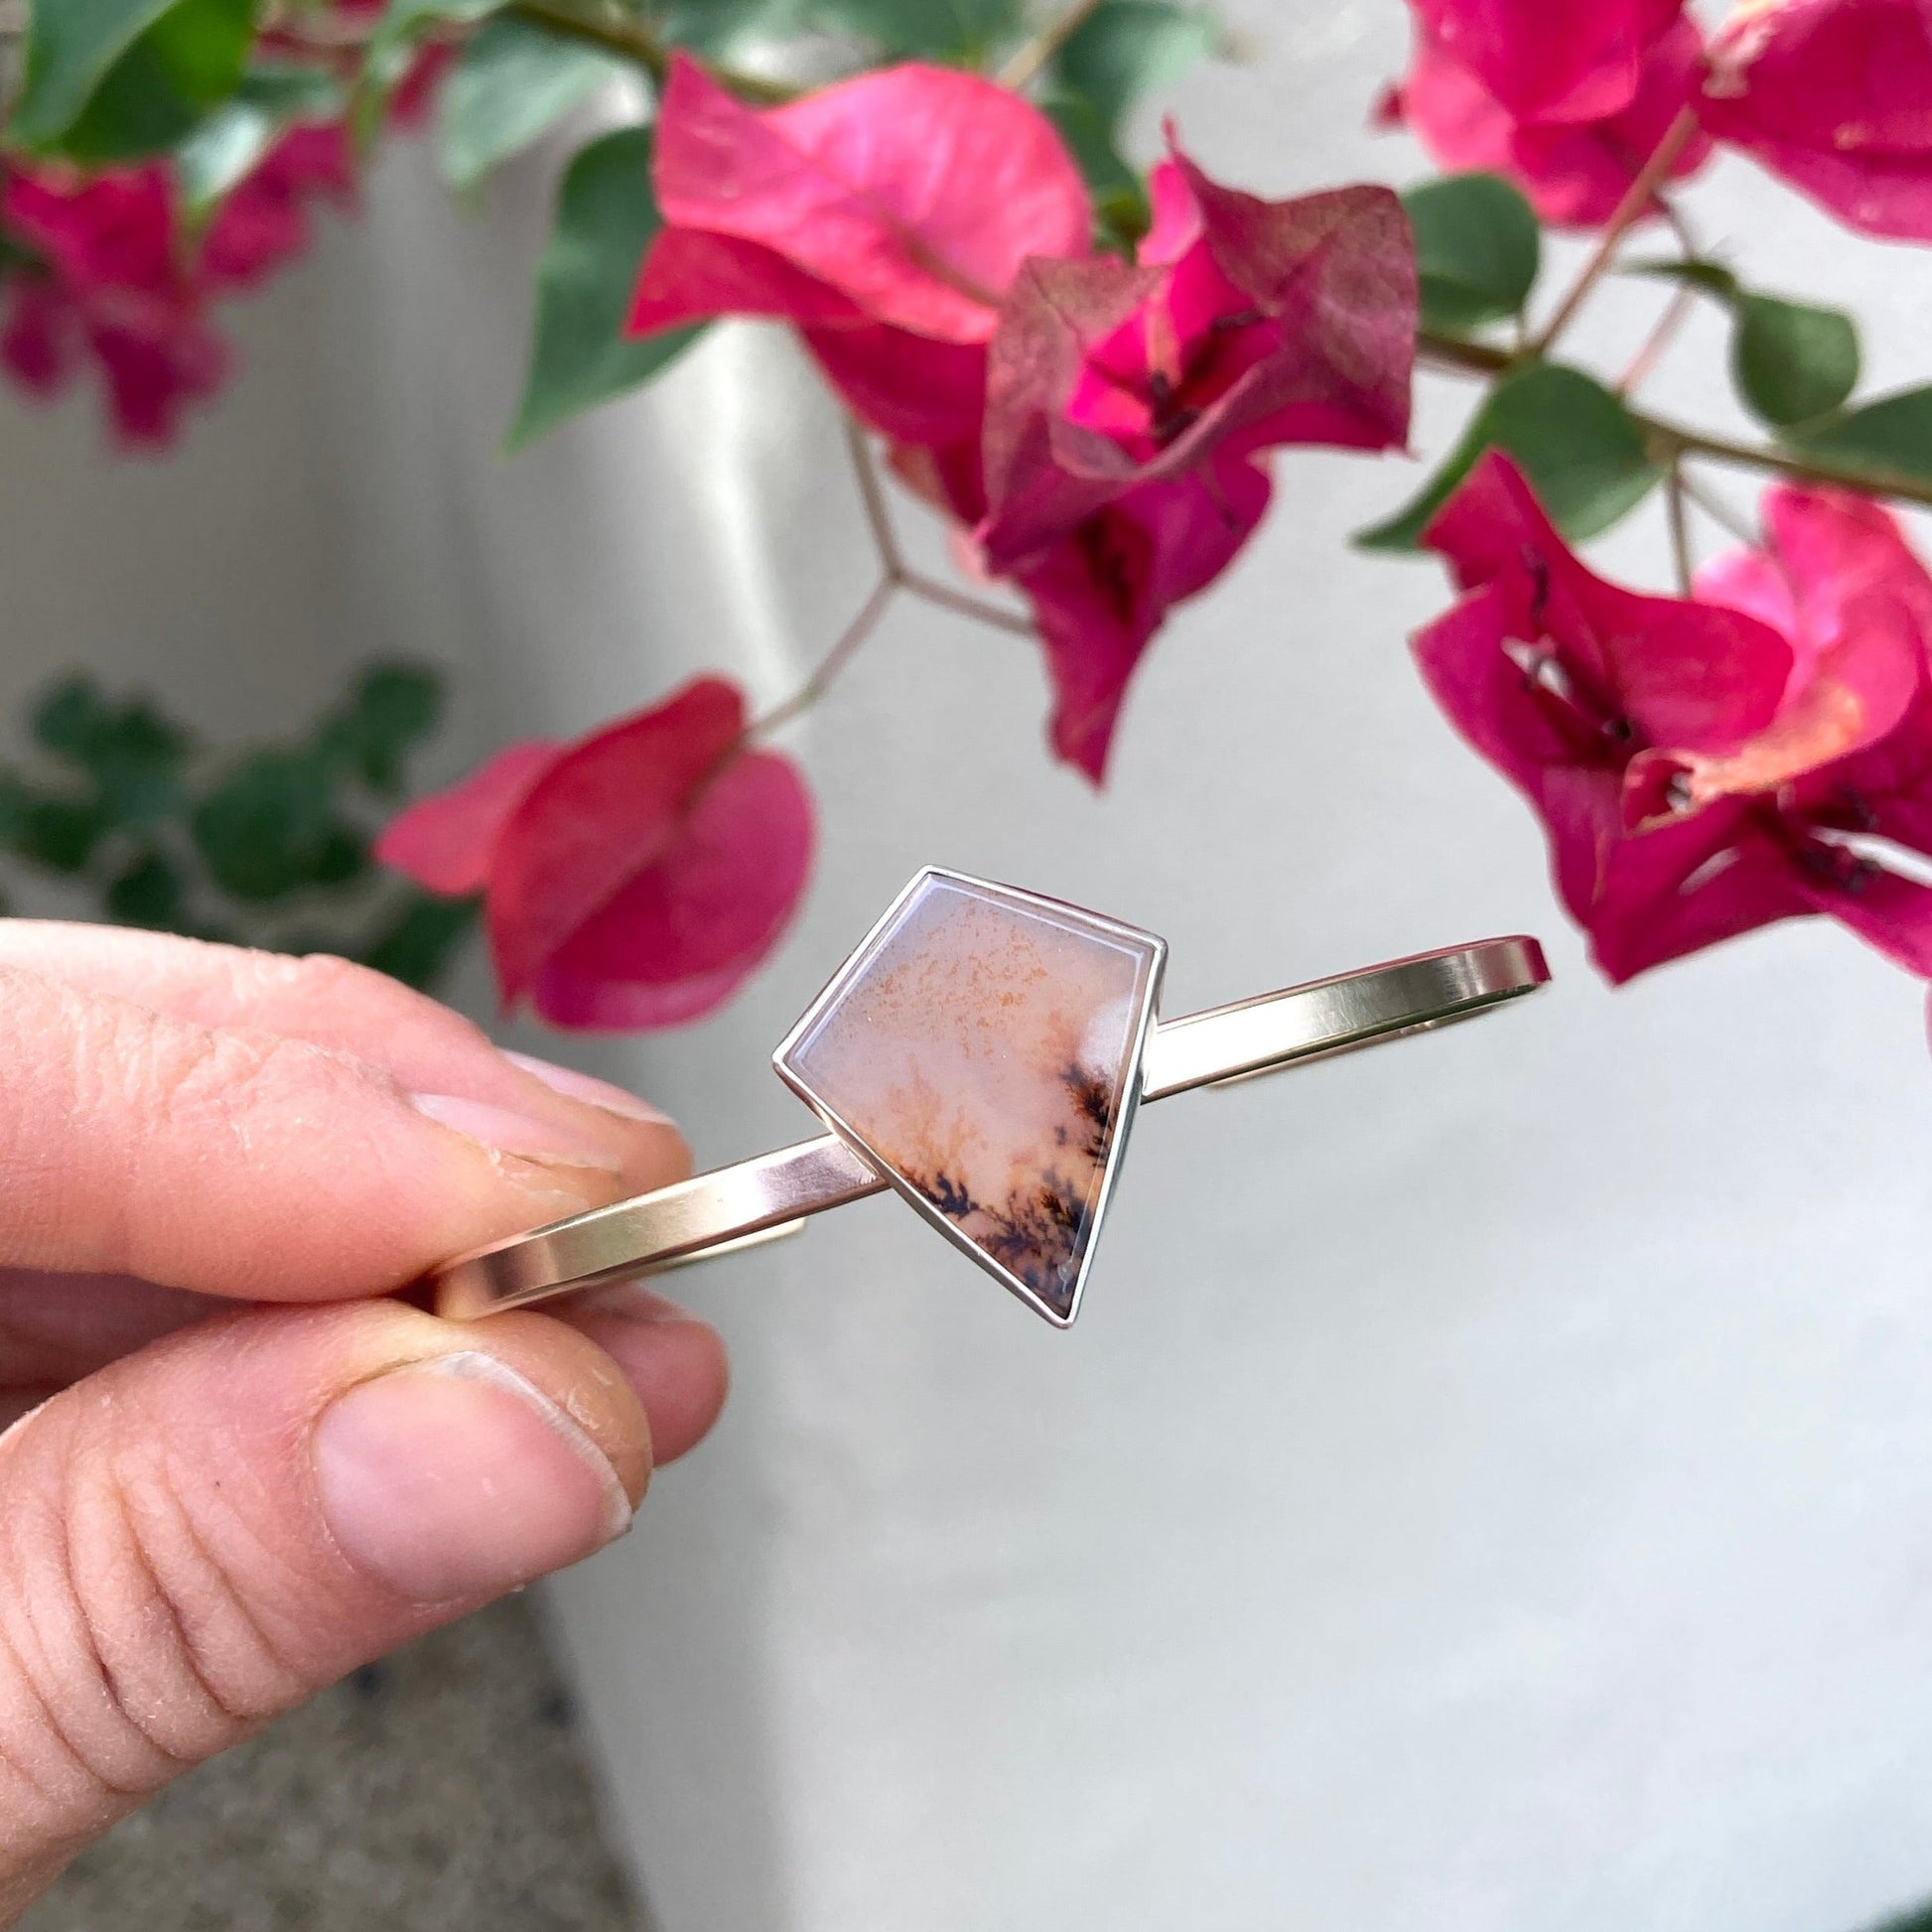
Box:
[0, 922, 727, 1922]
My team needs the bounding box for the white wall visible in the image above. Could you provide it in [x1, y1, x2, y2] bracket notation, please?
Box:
[10, 6, 1932, 1929]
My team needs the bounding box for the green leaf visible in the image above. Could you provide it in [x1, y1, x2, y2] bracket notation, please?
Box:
[358, 0, 504, 134]
[1045, 3, 1215, 251]
[312, 664, 444, 792]
[1866, 1902, 1932, 1932]
[1402, 172, 1540, 336]
[191, 751, 367, 901]
[437, 12, 626, 192]
[1357, 362, 1661, 551]
[653, 0, 814, 52]
[31, 675, 191, 822]
[1732, 295, 1860, 428]
[177, 64, 344, 214]
[104, 846, 189, 926]
[1052, 1, 1216, 126]
[1627, 256, 1737, 301]
[12, 0, 179, 142]
[6, 793, 111, 873]
[506, 126, 707, 452]
[1784, 385, 1932, 490]
[41, 0, 259, 161]
[1628, 259, 1860, 431]
[803, 0, 1023, 60]
[1044, 93, 1150, 252]
[358, 891, 480, 990]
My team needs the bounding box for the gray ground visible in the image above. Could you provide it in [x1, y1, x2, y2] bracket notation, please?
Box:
[21, 1595, 640, 1932]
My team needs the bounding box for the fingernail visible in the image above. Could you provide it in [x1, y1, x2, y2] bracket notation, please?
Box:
[501, 1051, 676, 1127]
[409, 1093, 625, 1173]
[314, 1351, 632, 1603]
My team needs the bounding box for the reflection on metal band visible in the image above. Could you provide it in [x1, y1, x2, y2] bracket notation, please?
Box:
[432, 933, 1549, 1322]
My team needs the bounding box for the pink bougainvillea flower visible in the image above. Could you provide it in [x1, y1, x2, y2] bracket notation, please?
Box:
[1380, 13, 1712, 226]
[201, 122, 357, 292]
[1415, 452, 1792, 984]
[378, 678, 814, 1030]
[1699, 0, 1932, 243]
[1626, 483, 1932, 971]
[0, 164, 227, 447]
[627, 54, 1089, 447]
[1408, 0, 1687, 122]
[1416, 455, 1932, 981]
[970, 147, 1414, 780]
[1629, 484, 1930, 821]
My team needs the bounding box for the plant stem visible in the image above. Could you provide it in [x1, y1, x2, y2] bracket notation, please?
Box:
[1677, 468, 1759, 544]
[998, 0, 1107, 88]
[1654, 420, 1932, 508]
[753, 577, 898, 738]
[1617, 280, 1695, 397]
[1664, 459, 1692, 593]
[1418, 329, 1932, 510]
[752, 423, 1035, 736]
[1525, 107, 1701, 360]
[845, 415, 904, 573]
[902, 570, 1035, 635]
[509, 0, 674, 81]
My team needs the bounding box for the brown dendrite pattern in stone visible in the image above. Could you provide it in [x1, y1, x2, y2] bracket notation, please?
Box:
[904, 1054, 1118, 1316]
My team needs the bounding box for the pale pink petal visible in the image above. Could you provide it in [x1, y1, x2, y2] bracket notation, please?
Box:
[629, 227, 868, 336]
[376, 739, 563, 897]
[801, 323, 987, 446]
[648, 54, 1089, 345]
[1412, 0, 1683, 122]
[1392, 19, 1709, 227]
[1701, 0, 1932, 243]
[1694, 545, 1799, 640]
[486, 677, 746, 1003]
[529, 748, 814, 1031]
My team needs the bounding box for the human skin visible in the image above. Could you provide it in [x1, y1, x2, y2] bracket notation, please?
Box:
[0, 922, 729, 1922]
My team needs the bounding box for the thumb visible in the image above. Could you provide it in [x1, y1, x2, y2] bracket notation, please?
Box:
[0, 1297, 648, 1918]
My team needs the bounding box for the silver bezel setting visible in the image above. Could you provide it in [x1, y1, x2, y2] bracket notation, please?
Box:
[771, 866, 1168, 1327]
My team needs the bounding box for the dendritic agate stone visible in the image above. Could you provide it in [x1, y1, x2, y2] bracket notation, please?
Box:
[776, 872, 1163, 1322]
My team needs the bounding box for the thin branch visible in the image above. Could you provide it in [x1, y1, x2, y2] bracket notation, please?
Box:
[1652, 420, 1932, 509]
[1417, 333, 1513, 377]
[753, 578, 898, 738]
[902, 571, 1035, 636]
[1678, 468, 1760, 545]
[754, 424, 1035, 735]
[1664, 459, 1692, 594]
[1617, 280, 1695, 397]
[998, 0, 1107, 88]
[509, 0, 673, 81]
[1419, 328, 1932, 510]
[1525, 108, 1701, 360]
[844, 417, 905, 576]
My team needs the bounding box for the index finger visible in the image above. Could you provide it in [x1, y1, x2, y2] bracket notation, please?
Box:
[0, 964, 638, 1303]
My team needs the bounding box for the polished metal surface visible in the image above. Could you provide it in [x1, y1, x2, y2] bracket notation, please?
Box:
[768, 867, 1169, 1329]
[1139, 935, 1549, 1100]
[433, 929, 1550, 1322]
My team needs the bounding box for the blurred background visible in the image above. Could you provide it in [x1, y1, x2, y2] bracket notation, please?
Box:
[11, 2, 1932, 1927]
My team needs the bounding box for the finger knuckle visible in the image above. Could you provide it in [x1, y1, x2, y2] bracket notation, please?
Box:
[109, 1006, 303, 1143]
[281, 948, 397, 1011]
[0, 1416, 305, 1812]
